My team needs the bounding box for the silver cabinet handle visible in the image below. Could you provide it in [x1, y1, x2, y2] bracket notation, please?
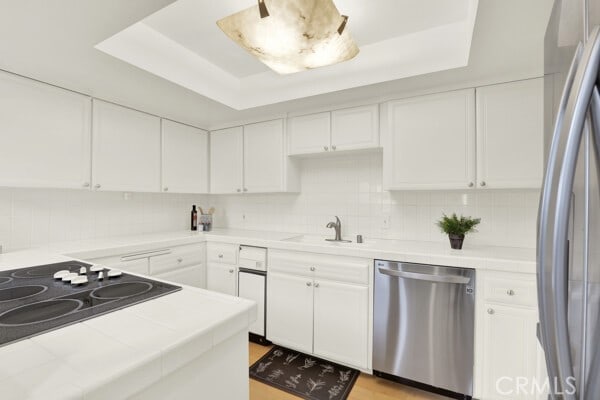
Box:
[218, 254, 223, 258]
[164, 187, 169, 192]
[332, 145, 337, 150]
[507, 289, 515, 296]
[310, 266, 315, 271]
[378, 267, 470, 284]
[82, 182, 90, 188]
[177, 258, 183, 263]
[479, 181, 486, 187]
[243, 188, 248, 192]
[236, 188, 241, 193]
[468, 182, 474, 188]
[94, 184, 101, 189]
[314, 282, 320, 288]
[323, 146, 328, 151]
[306, 282, 312, 287]
[229, 269, 234, 273]
[487, 308, 495, 315]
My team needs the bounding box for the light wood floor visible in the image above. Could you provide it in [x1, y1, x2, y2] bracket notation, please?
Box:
[249, 343, 450, 400]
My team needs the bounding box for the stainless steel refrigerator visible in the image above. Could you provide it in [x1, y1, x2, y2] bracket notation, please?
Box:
[539, 0, 600, 399]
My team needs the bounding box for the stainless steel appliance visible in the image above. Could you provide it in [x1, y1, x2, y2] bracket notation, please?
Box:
[0, 260, 180, 347]
[237, 245, 270, 344]
[538, 1, 600, 398]
[373, 260, 476, 399]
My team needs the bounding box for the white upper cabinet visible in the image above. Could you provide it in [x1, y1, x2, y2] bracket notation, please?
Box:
[92, 100, 161, 192]
[210, 120, 299, 194]
[210, 126, 243, 194]
[331, 104, 379, 151]
[288, 112, 331, 155]
[383, 89, 476, 190]
[243, 119, 284, 193]
[288, 105, 380, 156]
[0, 71, 92, 189]
[161, 120, 209, 194]
[476, 78, 544, 189]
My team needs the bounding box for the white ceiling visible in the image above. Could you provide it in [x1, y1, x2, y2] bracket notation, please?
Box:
[0, 0, 553, 129]
[95, 0, 479, 109]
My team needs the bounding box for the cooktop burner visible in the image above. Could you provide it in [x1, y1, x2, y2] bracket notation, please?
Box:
[0, 260, 180, 347]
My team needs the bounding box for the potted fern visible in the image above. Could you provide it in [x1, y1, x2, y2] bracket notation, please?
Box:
[436, 213, 481, 249]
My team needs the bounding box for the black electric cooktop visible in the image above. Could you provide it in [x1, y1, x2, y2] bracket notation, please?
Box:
[0, 260, 181, 347]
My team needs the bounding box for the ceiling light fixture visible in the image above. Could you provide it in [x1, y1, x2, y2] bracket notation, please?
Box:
[217, 0, 359, 75]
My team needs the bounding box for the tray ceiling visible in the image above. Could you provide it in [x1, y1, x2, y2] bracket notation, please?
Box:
[96, 0, 479, 109]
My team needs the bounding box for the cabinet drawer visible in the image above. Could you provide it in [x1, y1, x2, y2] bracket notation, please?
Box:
[483, 274, 537, 307]
[269, 249, 370, 285]
[239, 245, 267, 271]
[207, 242, 238, 264]
[86, 255, 150, 275]
[150, 244, 205, 275]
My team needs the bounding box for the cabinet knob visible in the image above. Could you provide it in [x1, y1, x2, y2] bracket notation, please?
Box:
[236, 188, 241, 193]
[243, 188, 248, 192]
[314, 282, 320, 288]
[177, 258, 183, 263]
[164, 187, 169, 192]
[94, 184, 101, 190]
[229, 269, 235, 273]
[468, 182, 474, 188]
[480, 181, 487, 187]
[323, 146, 329, 151]
[306, 281, 312, 287]
[82, 182, 90, 188]
[332, 145, 337, 150]
[487, 308, 495, 315]
[218, 254, 223, 258]
[507, 289, 515, 296]
[310, 266, 316, 271]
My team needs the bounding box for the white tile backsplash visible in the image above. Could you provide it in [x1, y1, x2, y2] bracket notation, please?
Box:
[210, 153, 540, 248]
[0, 153, 540, 252]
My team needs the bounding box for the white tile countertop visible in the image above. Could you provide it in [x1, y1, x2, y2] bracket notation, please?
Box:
[0, 251, 256, 400]
[32, 228, 536, 274]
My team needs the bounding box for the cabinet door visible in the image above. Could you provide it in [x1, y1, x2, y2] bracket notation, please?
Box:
[243, 119, 283, 193]
[0, 71, 92, 189]
[384, 89, 476, 190]
[287, 112, 331, 155]
[238, 272, 266, 336]
[210, 126, 243, 194]
[313, 280, 369, 369]
[206, 263, 236, 296]
[481, 304, 539, 400]
[267, 272, 314, 354]
[92, 100, 161, 192]
[476, 78, 544, 189]
[161, 120, 209, 194]
[331, 105, 379, 151]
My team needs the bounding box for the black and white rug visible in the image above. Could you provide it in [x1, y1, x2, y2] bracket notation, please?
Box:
[249, 345, 360, 400]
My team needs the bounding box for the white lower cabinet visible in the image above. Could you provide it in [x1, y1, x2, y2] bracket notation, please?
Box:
[267, 250, 371, 370]
[206, 262, 237, 296]
[475, 271, 547, 400]
[313, 280, 369, 369]
[268, 272, 314, 353]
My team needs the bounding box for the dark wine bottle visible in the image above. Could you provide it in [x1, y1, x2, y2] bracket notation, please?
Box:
[191, 205, 198, 231]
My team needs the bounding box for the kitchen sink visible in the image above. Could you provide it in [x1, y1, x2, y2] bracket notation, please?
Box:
[283, 235, 376, 247]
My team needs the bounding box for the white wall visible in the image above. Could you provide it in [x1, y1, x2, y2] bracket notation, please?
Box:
[0, 187, 206, 252]
[211, 153, 540, 249]
[0, 153, 539, 252]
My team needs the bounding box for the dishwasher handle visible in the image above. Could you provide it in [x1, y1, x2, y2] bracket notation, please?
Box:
[378, 267, 471, 284]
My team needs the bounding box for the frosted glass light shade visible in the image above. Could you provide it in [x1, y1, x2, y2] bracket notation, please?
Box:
[217, 0, 359, 74]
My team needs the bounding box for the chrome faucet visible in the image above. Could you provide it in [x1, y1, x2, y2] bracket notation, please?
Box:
[326, 216, 350, 242]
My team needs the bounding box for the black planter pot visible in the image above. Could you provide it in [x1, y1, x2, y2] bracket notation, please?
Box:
[448, 234, 465, 250]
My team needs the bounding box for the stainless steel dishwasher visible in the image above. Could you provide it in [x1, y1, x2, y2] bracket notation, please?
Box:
[373, 260, 475, 399]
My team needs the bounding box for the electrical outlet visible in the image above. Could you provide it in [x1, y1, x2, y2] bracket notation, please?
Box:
[381, 216, 390, 230]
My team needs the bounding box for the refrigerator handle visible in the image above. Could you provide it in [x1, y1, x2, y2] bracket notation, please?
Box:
[537, 42, 582, 399]
[541, 26, 600, 400]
